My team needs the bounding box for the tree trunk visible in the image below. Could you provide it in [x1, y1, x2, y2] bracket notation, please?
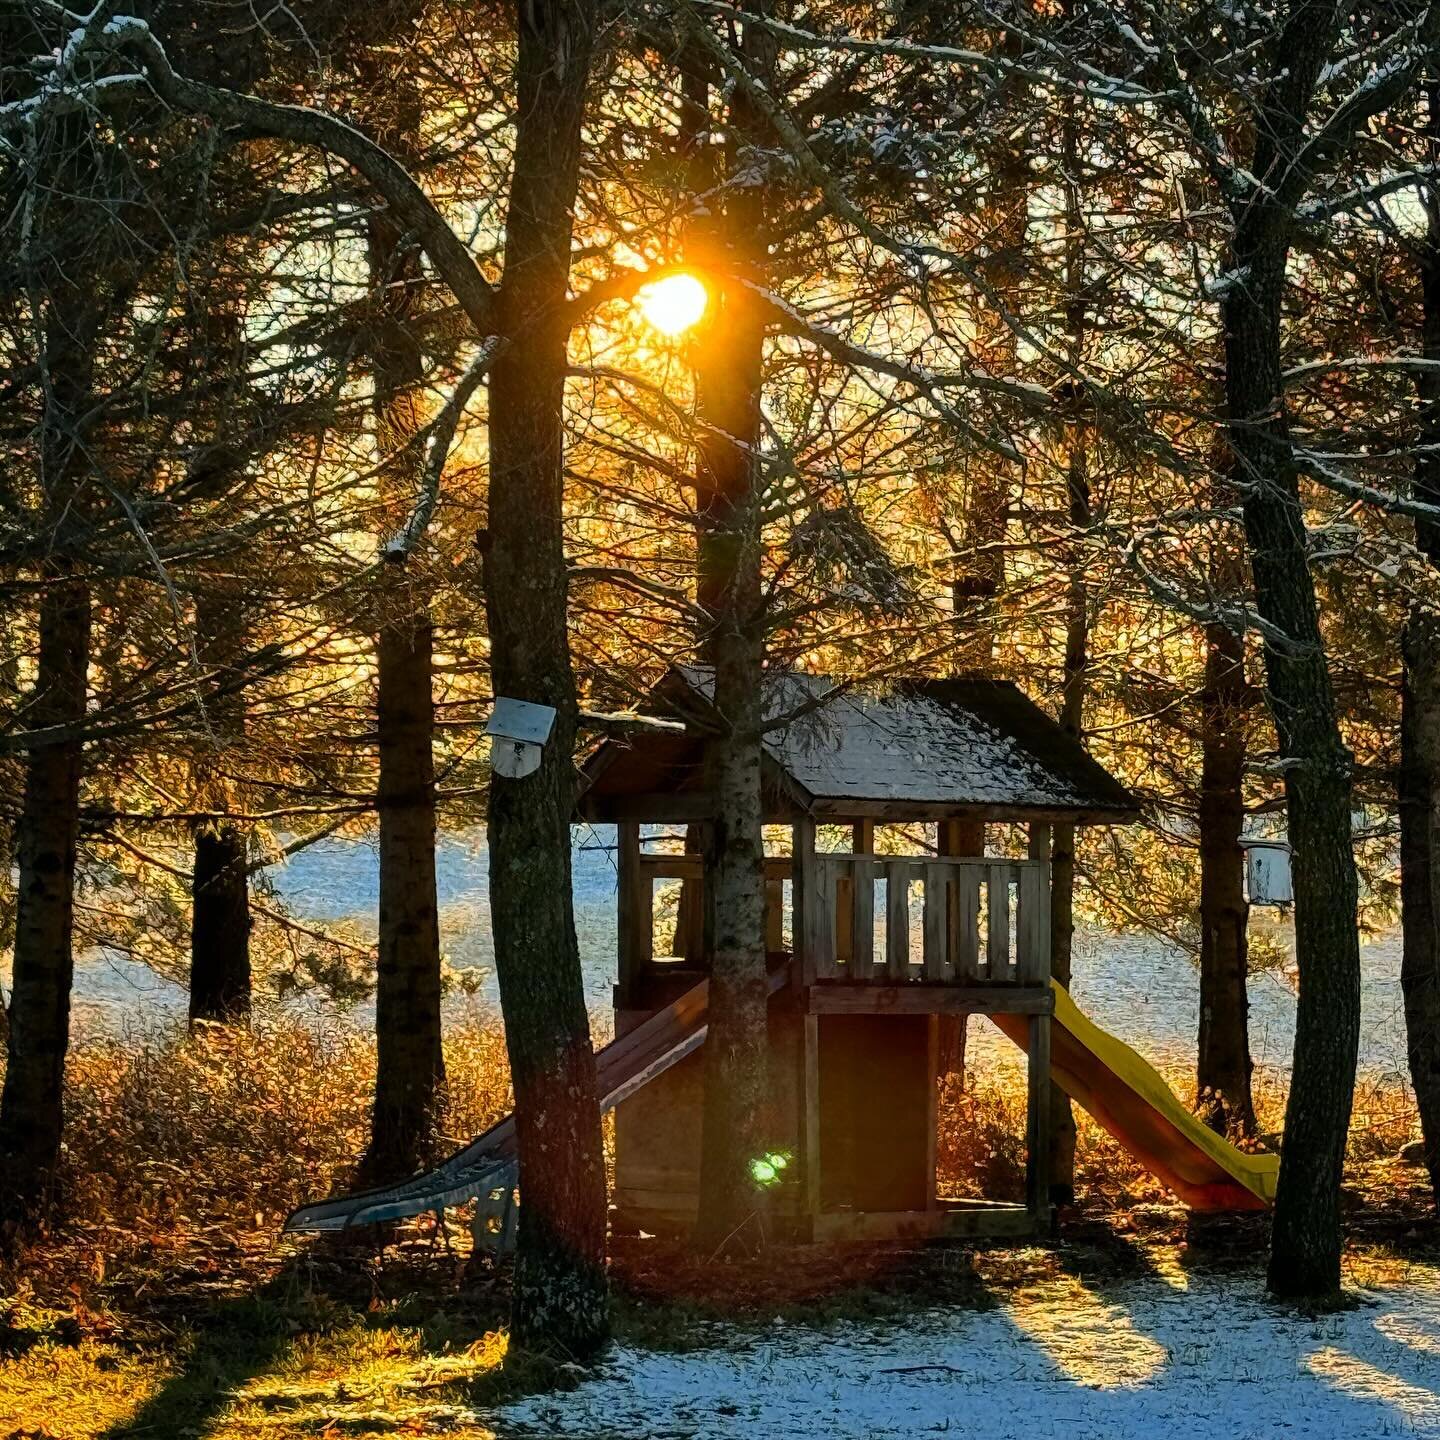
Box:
[684, 24, 774, 1254]
[1399, 82, 1440, 1204]
[691, 276, 768, 1251]
[0, 575, 91, 1224]
[1047, 85, 1085, 1203]
[480, 0, 607, 1357]
[1223, 235, 1359, 1302]
[356, 63, 445, 1187]
[361, 610, 445, 1183]
[1401, 615, 1440, 1200]
[189, 583, 252, 1025]
[189, 823, 251, 1023]
[1196, 618, 1255, 1136]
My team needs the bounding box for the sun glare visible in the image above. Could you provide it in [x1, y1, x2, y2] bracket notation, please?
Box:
[637, 272, 708, 336]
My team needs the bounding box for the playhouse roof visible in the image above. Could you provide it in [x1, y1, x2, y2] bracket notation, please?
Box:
[578, 668, 1139, 825]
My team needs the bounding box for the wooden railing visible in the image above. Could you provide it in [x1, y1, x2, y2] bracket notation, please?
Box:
[627, 848, 1049, 987]
[808, 855, 1049, 986]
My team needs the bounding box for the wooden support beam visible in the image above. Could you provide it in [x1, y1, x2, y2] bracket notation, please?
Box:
[1026, 1011, 1053, 1228]
[793, 818, 818, 989]
[615, 820, 649, 1006]
[808, 984, 1053, 1016]
[810, 1201, 1035, 1244]
[799, 1012, 820, 1230]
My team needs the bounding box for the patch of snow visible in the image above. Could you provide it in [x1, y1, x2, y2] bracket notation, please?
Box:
[492, 1267, 1440, 1439]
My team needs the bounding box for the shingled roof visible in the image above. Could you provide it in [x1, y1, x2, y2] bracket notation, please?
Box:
[578, 668, 1138, 825]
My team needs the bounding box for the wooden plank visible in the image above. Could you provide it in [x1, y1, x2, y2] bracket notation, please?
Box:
[926, 1016, 940, 1210]
[764, 878, 785, 953]
[814, 858, 839, 979]
[807, 984, 1053, 1016]
[1026, 1012, 1053, 1227]
[986, 863, 1014, 982]
[956, 864, 981, 980]
[922, 864, 948, 981]
[615, 821, 649, 1007]
[639, 853, 792, 882]
[799, 1013, 820, 1225]
[850, 855, 875, 981]
[885, 860, 911, 980]
[793, 818, 819, 989]
[1017, 863, 1051, 986]
[810, 1204, 1035, 1244]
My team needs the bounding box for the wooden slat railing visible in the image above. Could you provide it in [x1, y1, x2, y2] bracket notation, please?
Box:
[811, 855, 1049, 986]
[631, 849, 1049, 987]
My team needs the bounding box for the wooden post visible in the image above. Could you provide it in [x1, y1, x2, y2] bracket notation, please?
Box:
[799, 1011, 821, 1232]
[616, 820, 649, 1008]
[1026, 1010, 1053, 1228]
[926, 1014, 940, 1210]
[1027, 822, 1051, 862]
[938, 817, 982, 1079]
[793, 817, 818, 990]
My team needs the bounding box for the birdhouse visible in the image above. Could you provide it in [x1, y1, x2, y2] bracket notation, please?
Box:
[1243, 838, 1293, 907]
[486, 697, 556, 780]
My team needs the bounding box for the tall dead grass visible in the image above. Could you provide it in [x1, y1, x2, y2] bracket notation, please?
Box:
[51, 1014, 514, 1233]
[0, 1011, 1420, 1243]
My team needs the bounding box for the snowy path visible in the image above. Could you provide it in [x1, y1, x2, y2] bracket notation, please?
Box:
[493, 1264, 1440, 1439]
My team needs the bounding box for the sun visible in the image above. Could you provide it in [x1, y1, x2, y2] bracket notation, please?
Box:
[637, 272, 708, 336]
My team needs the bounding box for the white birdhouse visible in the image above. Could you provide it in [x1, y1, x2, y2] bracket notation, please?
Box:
[1242, 838, 1293, 907]
[486, 697, 557, 781]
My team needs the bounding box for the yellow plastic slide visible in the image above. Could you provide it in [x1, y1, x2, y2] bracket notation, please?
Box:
[991, 980, 1279, 1212]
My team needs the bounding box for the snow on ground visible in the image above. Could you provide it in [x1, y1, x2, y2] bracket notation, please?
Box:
[492, 1264, 1440, 1439]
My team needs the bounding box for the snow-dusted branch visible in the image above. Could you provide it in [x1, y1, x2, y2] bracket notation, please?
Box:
[383, 338, 503, 563]
[1, 5, 499, 334]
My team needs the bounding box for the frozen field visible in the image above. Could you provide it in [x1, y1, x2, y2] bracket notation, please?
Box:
[494, 1263, 1440, 1440]
[38, 829, 1412, 1080]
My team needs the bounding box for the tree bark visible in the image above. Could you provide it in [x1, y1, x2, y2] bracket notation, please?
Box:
[1222, 183, 1359, 1302]
[1048, 83, 1086, 1201]
[480, 0, 608, 1357]
[189, 823, 251, 1023]
[189, 583, 252, 1025]
[682, 14, 775, 1253]
[1399, 79, 1440, 1204]
[692, 272, 769, 1253]
[0, 291, 94, 1228]
[356, 63, 445, 1188]
[0, 574, 90, 1224]
[1047, 433, 1087, 1201]
[1196, 617, 1255, 1135]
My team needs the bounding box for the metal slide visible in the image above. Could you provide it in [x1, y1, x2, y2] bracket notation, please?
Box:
[285, 976, 731, 1234]
[991, 980, 1280, 1211]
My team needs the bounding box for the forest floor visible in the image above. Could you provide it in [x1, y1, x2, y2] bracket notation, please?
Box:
[2, 1161, 1437, 1440]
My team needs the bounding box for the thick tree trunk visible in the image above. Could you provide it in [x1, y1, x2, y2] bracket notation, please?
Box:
[683, 24, 774, 1254]
[0, 575, 91, 1224]
[692, 275, 768, 1251]
[356, 65, 445, 1187]
[1223, 236, 1359, 1302]
[1401, 616, 1440, 1199]
[1399, 91, 1440, 1204]
[1196, 619, 1256, 1136]
[361, 611, 444, 1183]
[189, 823, 251, 1023]
[480, 0, 607, 1357]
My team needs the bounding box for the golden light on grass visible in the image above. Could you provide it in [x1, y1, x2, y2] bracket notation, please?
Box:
[637, 272, 708, 335]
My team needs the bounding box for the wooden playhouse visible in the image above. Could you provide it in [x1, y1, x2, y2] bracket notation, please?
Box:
[577, 669, 1139, 1243]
